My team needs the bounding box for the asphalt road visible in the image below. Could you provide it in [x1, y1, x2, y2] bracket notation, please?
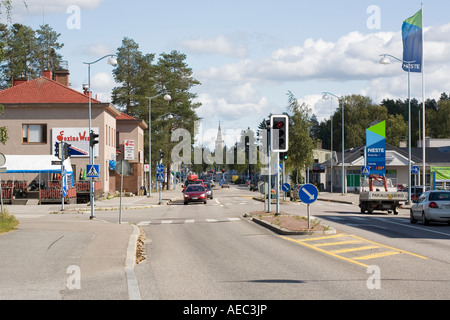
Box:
[96, 185, 450, 300]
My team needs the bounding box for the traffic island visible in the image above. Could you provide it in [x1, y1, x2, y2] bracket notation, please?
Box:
[245, 211, 336, 235]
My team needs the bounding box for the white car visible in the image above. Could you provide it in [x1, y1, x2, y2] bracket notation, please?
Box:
[410, 190, 450, 225]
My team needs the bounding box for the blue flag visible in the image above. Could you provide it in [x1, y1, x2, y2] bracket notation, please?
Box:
[402, 9, 422, 73]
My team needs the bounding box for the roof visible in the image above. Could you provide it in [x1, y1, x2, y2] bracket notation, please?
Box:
[0, 76, 101, 104]
[116, 112, 148, 130]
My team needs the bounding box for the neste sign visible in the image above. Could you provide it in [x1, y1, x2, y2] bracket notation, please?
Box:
[366, 121, 386, 175]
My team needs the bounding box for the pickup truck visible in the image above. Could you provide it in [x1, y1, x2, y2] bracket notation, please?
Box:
[359, 174, 408, 215]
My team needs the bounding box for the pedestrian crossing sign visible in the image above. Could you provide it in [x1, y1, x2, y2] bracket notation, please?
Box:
[156, 173, 164, 182]
[86, 165, 99, 178]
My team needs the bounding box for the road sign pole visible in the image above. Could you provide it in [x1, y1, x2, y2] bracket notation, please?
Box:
[267, 129, 271, 213]
[276, 151, 280, 215]
[307, 204, 311, 230]
[61, 142, 65, 212]
[119, 161, 123, 224]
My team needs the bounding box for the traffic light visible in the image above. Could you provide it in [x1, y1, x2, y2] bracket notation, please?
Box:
[270, 114, 289, 152]
[63, 143, 71, 160]
[89, 130, 99, 148]
[279, 152, 288, 161]
[159, 149, 164, 161]
[54, 142, 61, 159]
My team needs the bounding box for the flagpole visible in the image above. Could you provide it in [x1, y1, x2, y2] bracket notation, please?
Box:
[421, 3, 426, 190]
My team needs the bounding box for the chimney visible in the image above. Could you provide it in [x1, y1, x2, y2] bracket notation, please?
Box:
[42, 70, 52, 79]
[54, 61, 70, 87]
[13, 78, 28, 86]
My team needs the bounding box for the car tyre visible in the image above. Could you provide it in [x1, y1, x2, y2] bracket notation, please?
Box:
[184, 201, 188, 205]
[422, 212, 430, 226]
[410, 210, 417, 224]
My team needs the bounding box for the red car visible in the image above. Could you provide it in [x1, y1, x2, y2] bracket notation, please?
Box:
[183, 185, 207, 205]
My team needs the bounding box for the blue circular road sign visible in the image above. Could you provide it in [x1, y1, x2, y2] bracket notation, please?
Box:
[298, 184, 319, 204]
[412, 165, 420, 174]
[156, 164, 165, 173]
[282, 183, 291, 192]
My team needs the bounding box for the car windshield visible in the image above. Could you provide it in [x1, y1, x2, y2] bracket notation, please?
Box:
[186, 186, 205, 192]
[429, 192, 450, 201]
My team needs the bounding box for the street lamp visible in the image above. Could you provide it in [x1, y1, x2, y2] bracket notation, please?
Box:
[323, 92, 345, 195]
[83, 54, 117, 219]
[146, 92, 171, 197]
[380, 54, 415, 203]
[322, 94, 334, 193]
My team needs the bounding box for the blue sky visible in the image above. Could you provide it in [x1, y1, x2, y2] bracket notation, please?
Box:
[6, 0, 450, 148]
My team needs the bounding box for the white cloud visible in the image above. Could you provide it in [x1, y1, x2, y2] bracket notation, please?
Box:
[180, 35, 247, 58]
[10, 0, 104, 15]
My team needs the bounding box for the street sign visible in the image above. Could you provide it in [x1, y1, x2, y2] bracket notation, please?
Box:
[124, 139, 135, 160]
[115, 160, 131, 176]
[52, 161, 62, 165]
[412, 165, 420, 174]
[361, 166, 370, 175]
[156, 173, 165, 182]
[86, 165, 100, 178]
[156, 164, 165, 173]
[282, 183, 291, 192]
[298, 184, 319, 204]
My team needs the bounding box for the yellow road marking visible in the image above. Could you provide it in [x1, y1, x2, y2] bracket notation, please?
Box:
[353, 251, 402, 260]
[281, 236, 370, 268]
[314, 240, 362, 247]
[281, 232, 428, 268]
[330, 245, 380, 254]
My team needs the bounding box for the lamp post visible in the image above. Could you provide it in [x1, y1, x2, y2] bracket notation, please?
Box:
[380, 54, 415, 204]
[146, 93, 171, 197]
[83, 54, 117, 219]
[323, 92, 345, 195]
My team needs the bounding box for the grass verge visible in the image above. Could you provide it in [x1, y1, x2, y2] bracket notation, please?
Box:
[0, 209, 19, 235]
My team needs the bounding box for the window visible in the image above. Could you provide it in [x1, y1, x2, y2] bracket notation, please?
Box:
[22, 124, 47, 143]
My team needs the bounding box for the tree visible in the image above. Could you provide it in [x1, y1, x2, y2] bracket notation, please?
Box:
[285, 91, 316, 182]
[35, 24, 63, 72]
[111, 37, 151, 114]
[153, 50, 201, 189]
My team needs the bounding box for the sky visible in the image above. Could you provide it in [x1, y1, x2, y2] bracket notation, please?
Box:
[5, 0, 450, 149]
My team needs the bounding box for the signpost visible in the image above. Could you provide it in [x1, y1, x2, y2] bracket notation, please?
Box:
[115, 160, 131, 224]
[156, 164, 165, 205]
[298, 184, 319, 229]
[0, 153, 5, 212]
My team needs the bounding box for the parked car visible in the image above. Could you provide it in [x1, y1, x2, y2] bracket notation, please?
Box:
[204, 182, 213, 199]
[404, 186, 430, 202]
[410, 190, 450, 225]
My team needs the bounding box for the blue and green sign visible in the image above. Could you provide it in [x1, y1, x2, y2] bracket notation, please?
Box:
[366, 121, 386, 175]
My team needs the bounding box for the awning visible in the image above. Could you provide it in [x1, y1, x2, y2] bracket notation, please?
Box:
[3, 155, 73, 174]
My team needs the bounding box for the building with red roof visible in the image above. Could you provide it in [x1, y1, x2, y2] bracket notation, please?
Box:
[0, 67, 147, 203]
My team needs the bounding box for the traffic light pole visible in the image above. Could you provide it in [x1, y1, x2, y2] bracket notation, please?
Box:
[61, 142, 65, 212]
[276, 150, 280, 215]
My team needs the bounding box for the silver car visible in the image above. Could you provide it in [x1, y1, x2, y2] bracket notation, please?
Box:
[410, 190, 450, 225]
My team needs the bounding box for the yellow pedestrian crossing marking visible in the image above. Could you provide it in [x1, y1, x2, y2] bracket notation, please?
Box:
[282, 233, 427, 268]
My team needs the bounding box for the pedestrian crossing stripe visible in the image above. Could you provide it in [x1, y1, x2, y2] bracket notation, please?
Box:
[86, 165, 99, 178]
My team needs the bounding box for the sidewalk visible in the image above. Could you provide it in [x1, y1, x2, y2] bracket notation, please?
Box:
[0, 187, 183, 300]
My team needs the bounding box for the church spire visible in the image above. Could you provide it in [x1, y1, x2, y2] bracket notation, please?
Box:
[215, 121, 224, 151]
